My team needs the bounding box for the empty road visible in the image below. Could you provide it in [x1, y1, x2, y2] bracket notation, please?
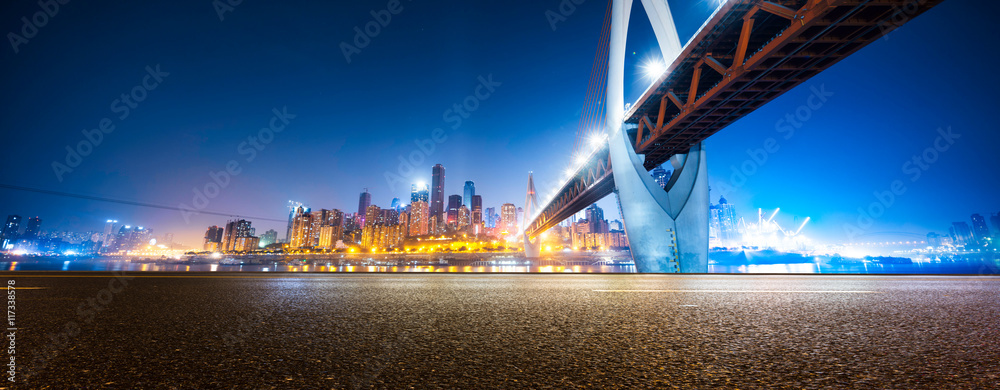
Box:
[3, 272, 998, 389]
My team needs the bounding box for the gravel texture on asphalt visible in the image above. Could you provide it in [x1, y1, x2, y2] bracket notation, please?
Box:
[3, 272, 998, 389]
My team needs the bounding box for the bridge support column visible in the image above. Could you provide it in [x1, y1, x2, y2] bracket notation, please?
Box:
[523, 235, 540, 258]
[608, 127, 709, 272]
[606, 0, 707, 272]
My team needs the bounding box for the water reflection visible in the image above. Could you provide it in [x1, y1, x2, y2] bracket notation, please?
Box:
[0, 253, 997, 274]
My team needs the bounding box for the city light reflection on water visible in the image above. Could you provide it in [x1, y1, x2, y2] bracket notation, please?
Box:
[0, 253, 997, 274]
[0, 259, 635, 273]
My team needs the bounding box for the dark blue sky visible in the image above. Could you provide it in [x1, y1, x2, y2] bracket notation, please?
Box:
[1, 0, 997, 247]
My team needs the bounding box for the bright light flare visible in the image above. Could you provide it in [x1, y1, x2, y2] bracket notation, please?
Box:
[641, 58, 667, 81]
[588, 134, 606, 149]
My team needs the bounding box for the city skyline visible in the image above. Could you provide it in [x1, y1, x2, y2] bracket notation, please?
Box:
[1, 1, 998, 249]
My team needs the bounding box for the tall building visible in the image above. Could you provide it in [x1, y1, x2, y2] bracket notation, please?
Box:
[317, 225, 343, 249]
[951, 221, 974, 247]
[222, 219, 254, 252]
[463, 181, 475, 207]
[381, 208, 400, 226]
[391, 197, 401, 210]
[716, 196, 739, 242]
[409, 200, 429, 236]
[285, 208, 294, 243]
[585, 204, 607, 234]
[471, 195, 483, 234]
[970, 214, 991, 246]
[259, 229, 278, 248]
[290, 207, 317, 249]
[357, 189, 372, 221]
[411, 183, 430, 203]
[651, 166, 670, 189]
[398, 210, 409, 237]
[430, 164, 446, 224]
[485, 207, 497, 228]
[447, 195, 462, 226]
[1, 215, 22, 249]
[610, 219, 623, 231]
[23, 217, 41, 240]
[709, 204, 722, 242]
[500, 203, 517, 235]
[457, 205, 470, 230]
[361, 205, 383, 249]
[204, 225, 224, 251]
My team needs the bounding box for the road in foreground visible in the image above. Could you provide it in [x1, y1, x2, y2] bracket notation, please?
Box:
[3, 273, 998, 389]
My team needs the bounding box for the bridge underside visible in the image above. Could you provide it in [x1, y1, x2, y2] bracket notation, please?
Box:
[526, 0, 943, 239]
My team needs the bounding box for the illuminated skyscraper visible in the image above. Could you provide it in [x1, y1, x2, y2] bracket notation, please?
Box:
[447, 195, 462, 226]
[290, 207, 317, 249]
[716, 197, 739, 242]
[391, 198, 401, 210]
[471, 195, 483, 233]
[409, 200, 429, 236]
[361, 205, 383, 249]
[458, 205, 470, 230]
[204, 225, 224, 251]
[485, 207, 497, 228]
[358, 189, 371, 221]
[431, 164, 446, 224]
[317, 225, 343, 249]
[259, 229, 278, 248]
[382, 208, 400, 226]
[500, 203, 517, 235]
[463, 181, 475, 207]
[285, 201, 302, 243]
[222, 219, 254, 252]
[585, 204, 607, 234]
[411, 183, 429, 203]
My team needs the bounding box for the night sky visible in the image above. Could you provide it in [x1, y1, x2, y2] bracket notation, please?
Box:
[1, 0, 997, 248]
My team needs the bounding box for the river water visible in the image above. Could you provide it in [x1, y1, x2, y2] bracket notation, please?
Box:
[3, 251, 998, 274]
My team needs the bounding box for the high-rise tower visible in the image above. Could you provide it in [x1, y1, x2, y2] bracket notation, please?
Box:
[430, 164, 446, 223]
[358, 189, 372, 222]
[463, 181, 475, 208]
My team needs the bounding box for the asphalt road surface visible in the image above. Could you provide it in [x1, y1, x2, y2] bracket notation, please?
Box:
[2, 272, 998, 389]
